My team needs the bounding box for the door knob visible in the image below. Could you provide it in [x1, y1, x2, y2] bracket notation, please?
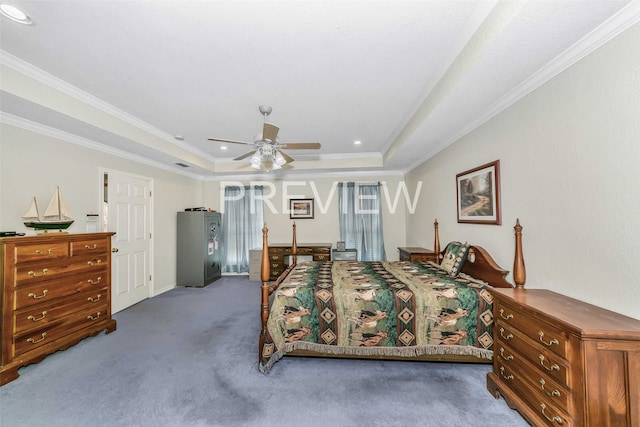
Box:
[112, 248, 119, 253]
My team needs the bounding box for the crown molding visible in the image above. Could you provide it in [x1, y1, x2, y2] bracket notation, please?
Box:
[404, 0, 640, 175]
[0, 112, 206, 180]
[0, 50, 217, 163]
[204, 168, 405, 182]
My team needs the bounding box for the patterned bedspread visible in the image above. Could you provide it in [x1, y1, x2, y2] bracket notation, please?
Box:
[259, 260, 495, 373]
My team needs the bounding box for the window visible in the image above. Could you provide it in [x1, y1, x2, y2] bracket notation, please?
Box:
[338, 182, 386, 261]
[221, 185, 264, 272]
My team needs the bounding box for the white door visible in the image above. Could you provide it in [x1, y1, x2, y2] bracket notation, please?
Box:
[105, 170, 152, 313]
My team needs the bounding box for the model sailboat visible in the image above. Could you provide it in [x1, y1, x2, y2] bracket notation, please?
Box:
[23, 186, 74, 231]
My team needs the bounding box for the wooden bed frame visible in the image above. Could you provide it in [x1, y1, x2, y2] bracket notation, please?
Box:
[259, 219, 526, 364]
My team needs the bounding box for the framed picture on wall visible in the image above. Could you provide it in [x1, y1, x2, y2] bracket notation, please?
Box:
[289, 198, 314, 219]
[456, 160, 501, 225]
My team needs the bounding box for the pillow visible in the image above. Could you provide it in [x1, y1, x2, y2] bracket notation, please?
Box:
[440, 241, 470, 276]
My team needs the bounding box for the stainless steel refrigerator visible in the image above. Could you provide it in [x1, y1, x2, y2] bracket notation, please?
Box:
[177, 211, 222, 287]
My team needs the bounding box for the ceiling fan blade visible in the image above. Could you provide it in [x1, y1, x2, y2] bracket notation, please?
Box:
[233, 150, 257, 161]
[262, 122, 279, 143]
[208, 137, 253, 145]
[278, 142, 321, 149]
[278, 150, 295, 164]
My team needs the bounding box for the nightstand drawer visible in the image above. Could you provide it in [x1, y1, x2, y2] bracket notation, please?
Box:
[397, 247, 437, 263]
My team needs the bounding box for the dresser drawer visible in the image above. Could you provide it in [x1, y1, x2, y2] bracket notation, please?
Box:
[496, 342, 570, 412]
[313, 247, 331, 255]
[14, 242, 69, 263]
[496, 362, 573, 427]
[495, 300, 570, 359]
[497, 320, 570, 388]
[314, 254, 330, 261]
[14, 270, 107, 309]
[268, 247, 284, 255]
[14, 255, 109, 287]
[70, 238, 110, 256]
[14, 287, 108, 334]
[14, 303, 109, 357]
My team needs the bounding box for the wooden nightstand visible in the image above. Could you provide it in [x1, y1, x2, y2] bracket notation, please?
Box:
[488, 288, 640, 427]
[397, 247, 438, 263]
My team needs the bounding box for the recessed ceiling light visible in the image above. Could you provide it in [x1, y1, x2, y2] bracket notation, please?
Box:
[0, 4, 32, 25]
[354, 140, 362, 145]
[220, 146, 228, 150]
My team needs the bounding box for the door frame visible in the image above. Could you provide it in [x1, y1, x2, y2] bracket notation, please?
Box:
[99, 167, 155, 305]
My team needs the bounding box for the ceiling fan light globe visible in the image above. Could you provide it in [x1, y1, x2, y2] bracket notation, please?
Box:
[274, 152, 286, 166]
[250, 152, 262, 169]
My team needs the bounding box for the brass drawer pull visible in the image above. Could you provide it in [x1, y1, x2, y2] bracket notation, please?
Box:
[499, 328, 513, 340]
[87, 294, 102, 302]
[84, 244, 98, 249]
[499, 309, 513, 320]
[499, 366, 514, 380]
[539, 379, 561, 397]
[35, 248, 54, 255]
[539, 354, 560, 371]
[540, 403, 563, 424]
[87, 259, 102, 266]
[539, 331, 559, 347]
[27, 332, 47, 344]
[87, 276, 102, 285]
[87, 312, 102, 321]
[27, 311, 48, 321]
[28, 289, 49, 299]
[28, 268, 49, 277]
[499, 347, 513, 360]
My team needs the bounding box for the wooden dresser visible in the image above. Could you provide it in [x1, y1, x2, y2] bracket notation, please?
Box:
[1, 232, 116, 385]
[397, 247, 438, 263]
[488, 288, 640, 426]
[267, 243, 331, 281]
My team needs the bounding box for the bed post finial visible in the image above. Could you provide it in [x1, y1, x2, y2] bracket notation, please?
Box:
[434, 219, 441, 262]
[513, 219, 526, 289]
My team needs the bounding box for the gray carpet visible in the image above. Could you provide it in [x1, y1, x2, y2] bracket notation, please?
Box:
[0, 276, 528, 427]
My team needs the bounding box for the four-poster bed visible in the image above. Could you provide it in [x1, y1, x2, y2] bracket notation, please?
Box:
[259, 219, 526, 373]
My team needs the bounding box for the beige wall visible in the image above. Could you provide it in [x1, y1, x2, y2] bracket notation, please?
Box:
[0, 124, 203, 295]
[406, 23, 640, 320]
[204, 175, 408, 259]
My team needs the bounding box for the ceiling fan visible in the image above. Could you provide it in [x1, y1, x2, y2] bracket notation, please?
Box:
[208, 105, 321, 171]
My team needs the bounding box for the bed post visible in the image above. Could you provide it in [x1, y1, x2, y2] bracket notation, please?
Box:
[291, 221, 297, 266]
[259, 223, 270, 361]
[433, 219, 441, 262]
[513, 219, 526, 289]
